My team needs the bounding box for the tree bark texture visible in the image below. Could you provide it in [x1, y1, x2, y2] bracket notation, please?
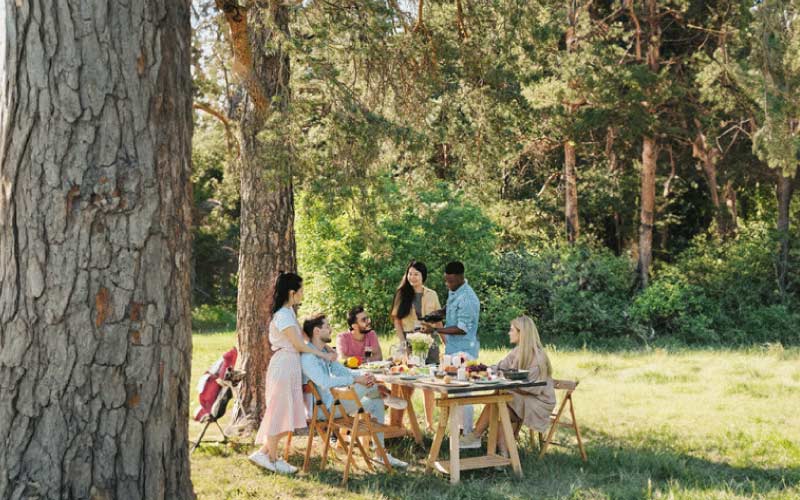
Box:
[0, 1, 194, 499]
[638, 137, 658, 288]
[217, 2, 297, 431]
[776, 167, 798, 297]
[637, 0, 660, 288]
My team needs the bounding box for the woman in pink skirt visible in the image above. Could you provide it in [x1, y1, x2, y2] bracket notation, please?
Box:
[249, 272, 337, 474]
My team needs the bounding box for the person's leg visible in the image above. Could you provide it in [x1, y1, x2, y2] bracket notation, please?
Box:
[265, 431, 289, 461]
[389, 385, 410, 426]
[471, 405, 490, 437]
[360, 397, 386, 448]
[423, 389, 436, 431]
[461, 352, 476, 434]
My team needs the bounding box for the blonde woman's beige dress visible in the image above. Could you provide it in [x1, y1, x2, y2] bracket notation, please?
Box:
[496, 346, 556, 433]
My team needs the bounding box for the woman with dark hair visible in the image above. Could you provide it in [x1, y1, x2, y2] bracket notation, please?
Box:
[390, 260, 443, 430]
[250, 272, 337, 474]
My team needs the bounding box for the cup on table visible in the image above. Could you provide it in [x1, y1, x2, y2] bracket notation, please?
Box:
[364, 346, 373, 360]
[442, 354, 452, 368]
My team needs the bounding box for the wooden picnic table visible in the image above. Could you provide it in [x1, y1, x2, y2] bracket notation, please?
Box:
[376, 374, 546, 484]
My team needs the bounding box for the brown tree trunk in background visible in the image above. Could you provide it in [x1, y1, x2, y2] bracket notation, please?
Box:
[216, 1, 297, 433]
[692, 128, 736, 238]
[638, 137, 658, 287]
[606, 127, 624, 254]
[0, 1, 194, 499]
[776, 167, 798, 297]
[564, 2, 580, 244]
[637, 0, 660, 288]
[723, 181, 738, 232]
[565, 140, 580, 243]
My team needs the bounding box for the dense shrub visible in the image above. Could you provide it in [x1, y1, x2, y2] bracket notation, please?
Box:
[631, 222, 800, 345]
[481, 244, 636, 347]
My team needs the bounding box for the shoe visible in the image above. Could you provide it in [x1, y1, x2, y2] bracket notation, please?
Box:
[375, 452, 408, 468]
[249, 451, 276, 472]
[273, 459, 298, 474]
[459, 434, 482, 449]
[382, 395, 407, 410]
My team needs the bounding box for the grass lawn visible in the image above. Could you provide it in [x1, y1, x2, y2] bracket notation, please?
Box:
[189, 331, 800, 499]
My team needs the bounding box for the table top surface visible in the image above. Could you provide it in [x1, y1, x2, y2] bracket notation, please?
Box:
[375, 374, 547, 394]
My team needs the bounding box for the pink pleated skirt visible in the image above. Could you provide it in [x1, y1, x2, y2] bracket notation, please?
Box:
[254, 350, 307, 444]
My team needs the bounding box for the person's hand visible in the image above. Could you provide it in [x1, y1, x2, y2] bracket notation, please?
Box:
[420, 322, 435, 334]
[323, 350, 338, 362]
[355, 374, 375, 387]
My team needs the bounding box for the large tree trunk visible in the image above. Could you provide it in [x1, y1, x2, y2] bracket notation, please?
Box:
[776, 167, 798, 297]
[638, 137, 658, 288]
[215, 1, 297, 432]
[0, 1, 194, 499]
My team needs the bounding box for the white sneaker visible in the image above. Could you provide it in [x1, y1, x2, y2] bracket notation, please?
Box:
[249, 451, 276, 472]
[273, 459, 298, 474]
[375, 452, 408, 468]
[459, 434, 482, 449]
[383, 395, 408, 410]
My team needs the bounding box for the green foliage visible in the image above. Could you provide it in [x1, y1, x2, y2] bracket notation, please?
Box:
[631, 221, 800, 344]
[192, 123, 240, 307]
[484, 244, 636, 346]
[192, 304, 237, 332]
[297, 178, 497, 333]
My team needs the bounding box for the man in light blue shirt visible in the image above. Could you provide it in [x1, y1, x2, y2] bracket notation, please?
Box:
[422, 261, 481, 443]
[300, 314, 408, 467]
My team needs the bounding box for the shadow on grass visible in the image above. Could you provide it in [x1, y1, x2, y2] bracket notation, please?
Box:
[223, 425, 799, 500]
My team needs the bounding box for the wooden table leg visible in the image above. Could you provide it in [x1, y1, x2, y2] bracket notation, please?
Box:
[403, 386, 423, 444]
[426, 404, 449, 472]
[498, 403, 523, 477]
[449, 405, 461, 484]
[486, 402, 499, 456]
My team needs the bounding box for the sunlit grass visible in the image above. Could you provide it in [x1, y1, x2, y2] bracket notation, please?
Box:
[189, 331, 800, 499]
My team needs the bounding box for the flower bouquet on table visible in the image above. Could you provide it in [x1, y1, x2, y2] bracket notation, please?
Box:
[406, 332, 434, 366]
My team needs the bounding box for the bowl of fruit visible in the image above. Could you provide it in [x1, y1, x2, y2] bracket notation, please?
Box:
[465, 363, 489, 380]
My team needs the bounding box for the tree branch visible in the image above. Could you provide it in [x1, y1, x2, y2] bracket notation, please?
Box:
[214, 0, 270, 114]
[194, 102, 241, 157]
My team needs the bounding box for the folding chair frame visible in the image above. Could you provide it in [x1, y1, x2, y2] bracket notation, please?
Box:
[322, 386, 394, 485]
[536, 379, 587, 462]
[190, 380, 245, 454]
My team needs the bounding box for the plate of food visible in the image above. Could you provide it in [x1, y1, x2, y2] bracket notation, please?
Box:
[473, 379, 502, 385]
[399, 374, 423, 381]
[423, 377, 471, 387]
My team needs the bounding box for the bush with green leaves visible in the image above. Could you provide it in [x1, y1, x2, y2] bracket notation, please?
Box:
[482, 243, 637, 347]
[297, 178, 498, 335]
[631, 221, 800, 345]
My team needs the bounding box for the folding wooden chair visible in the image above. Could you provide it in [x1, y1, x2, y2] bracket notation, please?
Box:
[536, 379, 587, 462]
[322, 387, 396, 485]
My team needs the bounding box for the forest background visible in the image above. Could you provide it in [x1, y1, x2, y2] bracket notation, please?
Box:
[190, 0, 800, 349]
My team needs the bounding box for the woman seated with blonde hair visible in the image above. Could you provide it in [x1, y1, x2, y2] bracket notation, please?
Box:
[460, 315, 556, 455]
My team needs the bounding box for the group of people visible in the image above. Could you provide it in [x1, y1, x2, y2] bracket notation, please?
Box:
[247, 260, 557, 475]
